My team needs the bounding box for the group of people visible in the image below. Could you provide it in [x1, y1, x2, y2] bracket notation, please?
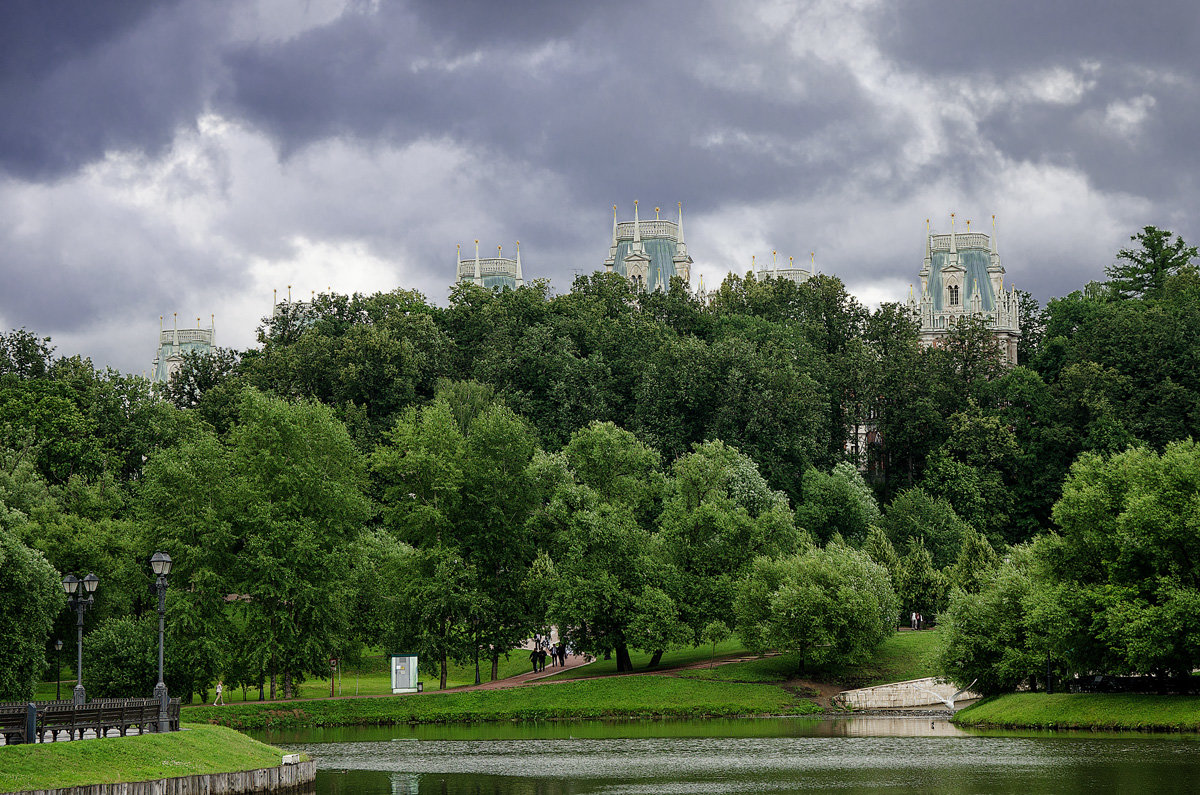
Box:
[909, 612, 926, 630]
[529, 638, 568, 672]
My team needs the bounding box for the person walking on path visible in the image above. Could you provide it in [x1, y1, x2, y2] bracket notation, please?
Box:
[213, 680, 225, 706]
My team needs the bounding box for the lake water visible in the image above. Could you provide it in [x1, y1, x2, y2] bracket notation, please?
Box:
[262, 717, 1200, 794]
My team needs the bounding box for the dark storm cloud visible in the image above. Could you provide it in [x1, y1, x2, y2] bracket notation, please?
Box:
[217, 1, 888, 217]
[875, 1, 1200, 75]
[877, 0, 1200, 202]
[0, 0, 220, 179]
[2, 0, 1199, 372]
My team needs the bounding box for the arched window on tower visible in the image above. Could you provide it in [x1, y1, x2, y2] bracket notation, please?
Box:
[948, 284, 960, 306]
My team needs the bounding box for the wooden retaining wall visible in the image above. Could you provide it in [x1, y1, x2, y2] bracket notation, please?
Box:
[5, 759, 316, 795]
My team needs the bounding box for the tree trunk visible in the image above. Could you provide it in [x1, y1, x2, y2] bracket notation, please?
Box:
[283, 670, 294, 699]
[491, 649, 500, 681]
[615, 644, 633, 673]
[440, 650, 449, 690]
[258, 679, 264, 701]
[647, 649, 664, 668]
[269, 671, 277, 700]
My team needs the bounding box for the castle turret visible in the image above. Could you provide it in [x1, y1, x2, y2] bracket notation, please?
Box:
[603, 200, 691, 292]
[455, 238, 525, 290]
[911, 212, 1020, 365]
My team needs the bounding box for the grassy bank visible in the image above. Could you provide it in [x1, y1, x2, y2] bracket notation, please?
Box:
[187, 676, 822, 730]
[679, 629, 942, 688]
[0, 724, 290, 793]
[954, 693, 1200, 731]
[541, 639, 749, 681]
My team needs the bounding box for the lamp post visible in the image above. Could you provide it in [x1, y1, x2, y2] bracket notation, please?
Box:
[150, 551, 173, 732]
[62, 572, 99, 706]
[54, 639, 63, 701]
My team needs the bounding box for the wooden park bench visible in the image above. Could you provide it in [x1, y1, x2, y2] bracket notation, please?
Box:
[0, 704, 34, 745]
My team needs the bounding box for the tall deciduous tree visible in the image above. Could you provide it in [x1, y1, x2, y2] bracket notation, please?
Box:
[735, 543, 896, 672]
[0, 525, 63, 700]
[141, 389, 371, 699]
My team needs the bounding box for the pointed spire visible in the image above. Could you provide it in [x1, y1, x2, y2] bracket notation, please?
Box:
[655, 206, 660, 220]
[949, 213, 957, 254]
[611, 204, 618, 245]
[633, 200, 642, 247]
[772, 250, 778, 276]
[498, 244, 502, 260]
[515, 241, 524, 286]
[474, 239, 482, 286]
[159, 315, 163, 331]
[457, 243, 461, 266]
[991, 214, 999, 255]
[789, 256, 794, 271]
[677, 202, 685, 245]
[810, 252, 815, 275]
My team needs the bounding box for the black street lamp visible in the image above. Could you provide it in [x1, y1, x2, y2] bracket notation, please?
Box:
[54, 639, 63, 701]
[62, 572, 99, 705]
[150, 551, 173, 732]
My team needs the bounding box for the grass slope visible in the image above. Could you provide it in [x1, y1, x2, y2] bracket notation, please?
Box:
[541, 639, 749, 681]
[679, 629, 942, 688]
[954, 693, 1200, 731]
[186, 676, 822, 730]
[37, 654, 534, 703]
[0, 724, 288, 793]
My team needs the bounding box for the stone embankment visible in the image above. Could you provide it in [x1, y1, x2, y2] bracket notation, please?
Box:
[4, 758, 315, 795]
[833, 677, 982, 710]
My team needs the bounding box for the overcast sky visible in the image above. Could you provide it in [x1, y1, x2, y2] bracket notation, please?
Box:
[3, 0, 1197, 374]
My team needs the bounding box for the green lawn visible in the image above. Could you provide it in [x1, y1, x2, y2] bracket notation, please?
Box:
[186, 675, 822, 730]
[201, 652, 534, 703]
[540, 639, 750, 681]
[954, 692, 1200, 731]
[677, 629, 943, 688]
[37, 652, 535, 706]
[0, 723, 290, 793]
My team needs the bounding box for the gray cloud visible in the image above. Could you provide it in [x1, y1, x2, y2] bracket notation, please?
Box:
[0, 0, 1196, 372]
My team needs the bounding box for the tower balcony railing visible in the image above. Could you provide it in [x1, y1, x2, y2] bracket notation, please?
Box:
[614, 220, 679, 241]
[458, 258, 520, 278]
[158, 329, 214, 345]
[929, 232, 991, 251]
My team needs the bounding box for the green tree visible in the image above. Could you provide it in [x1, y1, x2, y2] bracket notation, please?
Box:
[0, 525, 63, 699]
[161, 348, 241, 410]
[141, 389, 371, 699]
[1046, 441, 1200, 677]
[81, 615, 156, 698]
[1105, 226, 1198, 300]
[734, 543, 896, 672]
[879, 487, 969, 569]
[938, 546, 1038, 695]
[795, 462, 880, 545]
[895, 538, 947, 619]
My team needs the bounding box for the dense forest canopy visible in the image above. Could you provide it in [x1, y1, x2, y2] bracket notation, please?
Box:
[1, 225, 1198, 699]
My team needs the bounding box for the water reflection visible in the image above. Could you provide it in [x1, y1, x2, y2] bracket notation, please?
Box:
[274, 717, 1200, 795]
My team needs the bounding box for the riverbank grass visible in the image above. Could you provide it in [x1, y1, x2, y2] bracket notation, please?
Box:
[954, 693, 1200, 731]
[188, 675, 822, 730]
[0, 723, 290, 793]
[679, 629, 942, 687]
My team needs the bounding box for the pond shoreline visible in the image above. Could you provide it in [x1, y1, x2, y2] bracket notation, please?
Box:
[952, 692, 1200, 732]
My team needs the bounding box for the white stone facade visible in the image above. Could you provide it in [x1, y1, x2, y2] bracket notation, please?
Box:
[908, 216, 1021, 366]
